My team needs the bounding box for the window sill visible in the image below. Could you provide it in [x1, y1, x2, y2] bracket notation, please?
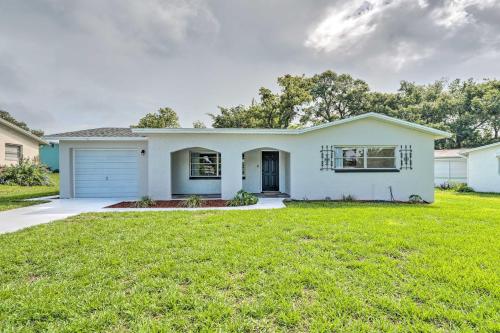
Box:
[190, 177, 247, 180]
[334, 169, 400, 173]
[189, 176, 221, 180]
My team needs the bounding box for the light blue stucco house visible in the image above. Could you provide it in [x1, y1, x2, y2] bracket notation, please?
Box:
[40, 142, 59, 171]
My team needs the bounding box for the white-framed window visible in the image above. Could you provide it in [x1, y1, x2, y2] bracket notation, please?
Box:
[5, 144, 22, 162]
[334, 146, 396, 169]
[190, 151, 221, 178]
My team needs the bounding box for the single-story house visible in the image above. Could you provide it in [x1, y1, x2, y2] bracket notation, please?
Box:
[460, 142, 500, 193]
[46, 113, 451, 202]
[0, 118, 47, 166]
[40, 141, 60, 171]
[434, 149, 467, 185]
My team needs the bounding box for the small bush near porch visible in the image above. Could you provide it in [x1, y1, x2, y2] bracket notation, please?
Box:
[0, 191, 498, 331]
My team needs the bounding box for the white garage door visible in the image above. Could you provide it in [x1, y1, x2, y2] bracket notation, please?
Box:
[74, 149, 139, 198]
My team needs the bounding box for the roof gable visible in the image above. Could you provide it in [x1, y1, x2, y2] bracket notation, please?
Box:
[461, 142, 500, 155]
[0, 118, 47, 144]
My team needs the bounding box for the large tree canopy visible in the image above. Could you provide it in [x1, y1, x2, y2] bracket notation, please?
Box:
[208, 71, 499, 148]
[133, 107, 180, 128]
[0, 110, 44, 137]
[303, 70, 370, 124]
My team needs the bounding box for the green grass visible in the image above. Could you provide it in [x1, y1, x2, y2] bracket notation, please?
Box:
[0, 173, 59, 211]
[0, 191, 498, 332]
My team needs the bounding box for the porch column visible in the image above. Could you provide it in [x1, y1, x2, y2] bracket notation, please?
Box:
[220, 150, 242, 199]
[147, 137, 171, 200]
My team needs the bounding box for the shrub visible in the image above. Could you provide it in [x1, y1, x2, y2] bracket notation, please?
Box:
[437, 182, 454, 190]
[133, 196, 156, 208]
[341, 194, 355, 202]
[0, 159, 52, 186]
[180, 195, 203, 208]
[454, 183, 474, 193]
[409, 194, 424, 203]
[227, 190, 258, 207]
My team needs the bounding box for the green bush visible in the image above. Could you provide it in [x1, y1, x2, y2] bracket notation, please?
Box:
[437, 182, 454, 190]
[180, 195, 203, 208]
[133, 196, 156, 208]
[227, 190, 258, 207]
[454, 183, 474, 193]
[409, 194, 424, 203]
[341, 194, 355, 202]
[0, 159, 52, 186]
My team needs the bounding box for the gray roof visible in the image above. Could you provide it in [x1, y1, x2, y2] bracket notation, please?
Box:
[45, 127, 142, 138]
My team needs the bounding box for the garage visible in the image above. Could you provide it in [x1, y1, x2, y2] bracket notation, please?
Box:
[74, 149, 139, 198]
[434, 149, 468, 186]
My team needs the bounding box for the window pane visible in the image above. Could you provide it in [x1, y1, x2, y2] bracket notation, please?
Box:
[342, 148, 364, 158]
[191, 153, 217, 164]
[342, 148, 364, 168]
[367, 148, 395, 157]
[367, 158, 396, 168]
[343, 157, 364, 168]
[191, 164, 218, 176]
[5, 144, 21, 161]
[190, 151, 220, 177]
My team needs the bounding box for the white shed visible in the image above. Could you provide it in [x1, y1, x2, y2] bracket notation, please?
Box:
[434, 149, 467, 186]
[461, 142, 500, 193]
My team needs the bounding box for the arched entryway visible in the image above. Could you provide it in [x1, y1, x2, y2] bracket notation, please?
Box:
[170, 147, 222, 197]
[242, 147, 290, 196]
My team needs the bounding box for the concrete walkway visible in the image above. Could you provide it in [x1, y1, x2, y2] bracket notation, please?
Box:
[0, 197, 286, 234]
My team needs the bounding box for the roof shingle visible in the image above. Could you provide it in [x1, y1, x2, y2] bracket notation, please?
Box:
[44, 128, 142, 138]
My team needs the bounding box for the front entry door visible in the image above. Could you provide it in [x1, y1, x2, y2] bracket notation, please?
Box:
[262, 151, 279, 191]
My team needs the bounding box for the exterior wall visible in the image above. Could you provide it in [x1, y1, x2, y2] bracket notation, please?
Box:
[242, 150, 261, 193]
[58, 140, 148, 198]
[0, 122, 41, 166]
[467, 146, 500, 193]
[434, 157, 467, 185]
[40, 143, 60, 171]
[146, 117, 437, 202]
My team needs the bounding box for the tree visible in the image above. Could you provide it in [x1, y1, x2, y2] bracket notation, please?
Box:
[303, 71, 369, 124]
[254, 87, 281, 128]
[209, 105, 259, 128]
[134, 107, 180, 128]
[192, 120, 206, 128]
[275, 74, 312, 128]
[0, 110, 44, 137]
[473, 80, 500, 140]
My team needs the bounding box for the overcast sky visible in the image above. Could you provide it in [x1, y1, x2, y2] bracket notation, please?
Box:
[1, 0, 499, 133]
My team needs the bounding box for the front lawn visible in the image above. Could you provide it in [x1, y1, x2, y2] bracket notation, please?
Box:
[0, 191, 498, 331]
[0, 173, 59, 211]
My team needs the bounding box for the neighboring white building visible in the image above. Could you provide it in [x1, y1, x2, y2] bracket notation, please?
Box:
[45, 113, 451, 202]
[461, 142, 500, 193]
[434, 149, 468, 186]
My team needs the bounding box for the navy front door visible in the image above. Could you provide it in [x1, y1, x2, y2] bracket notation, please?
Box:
[262, 151, 279, 191]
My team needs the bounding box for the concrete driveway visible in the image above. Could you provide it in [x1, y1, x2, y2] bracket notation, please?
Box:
[0, 197, 285, 234]
[0, 198, 121, 234]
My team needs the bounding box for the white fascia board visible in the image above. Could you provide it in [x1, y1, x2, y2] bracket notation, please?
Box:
[460, 142, 500, 155]
[55, 137, 147, 142]
[133, 128, 294, 135]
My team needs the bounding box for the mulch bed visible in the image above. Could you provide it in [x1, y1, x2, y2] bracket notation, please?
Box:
[106, 200, 229, 209]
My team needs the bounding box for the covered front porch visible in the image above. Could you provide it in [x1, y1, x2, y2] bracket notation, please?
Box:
[168, 147, 291, 199]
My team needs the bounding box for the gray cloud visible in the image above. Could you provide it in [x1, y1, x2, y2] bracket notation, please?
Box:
[0, 0, 499, 133]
